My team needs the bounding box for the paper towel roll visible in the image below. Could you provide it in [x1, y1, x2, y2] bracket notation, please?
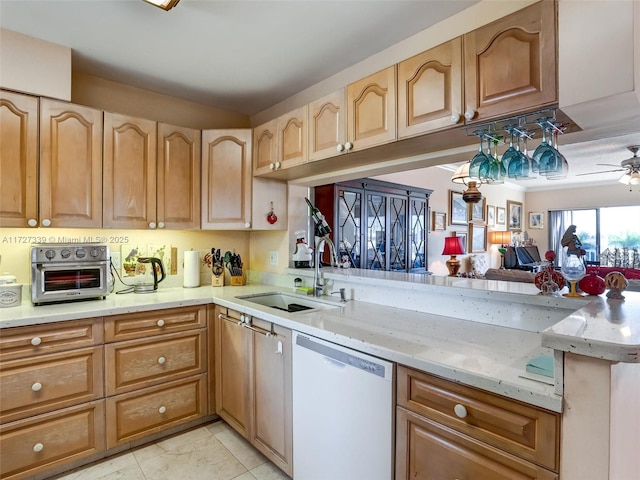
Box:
[183, 251, 200, 288]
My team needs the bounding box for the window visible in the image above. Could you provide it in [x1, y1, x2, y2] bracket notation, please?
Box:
[549, 206, 640, 266]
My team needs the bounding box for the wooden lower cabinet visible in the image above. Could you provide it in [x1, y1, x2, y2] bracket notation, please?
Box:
[214, 306, 293, 476]
[0, 400, 105, 480]
[396, 407, 557, 480]
[396, 366, 560, 479]
[106, 374, 207, 448]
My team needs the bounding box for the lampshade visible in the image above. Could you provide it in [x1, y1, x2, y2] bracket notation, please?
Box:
[451, 163, 483, 204]
[619, 171, 640, 185]
[442, 235, 465, 256]
[489, 230, 512, 246]
[143, 0, 180, 10]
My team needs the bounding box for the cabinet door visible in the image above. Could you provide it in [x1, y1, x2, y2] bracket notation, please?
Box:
[103, 112, 157, 229]
[398, 37, 463, 138]
[463, 1, 557, 122]
[308, 89, 347, 162]
[408, 197, 428, 272]
[253, 119, 278, 176]
[251, 321, 292, 476]
[347, 66, 397, 150]
[0, 91, 38, 228]
[389, 194, 408, 271]
[157, 123, 201, 229]
[201, 129, 252, 229]
[39, 99, 103, 228]
[214, 307, 251, 437]
[396, 407, 558, 480]
[277, 105, 307, 169]
[365, 191, 387, 270]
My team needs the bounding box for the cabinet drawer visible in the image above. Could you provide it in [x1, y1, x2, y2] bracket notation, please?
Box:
[396, 407, 557, 480]
[0, 400, 105, 480]
[105, 330, 206, 396]
[0, 346, 104, 423]
[0, 318, 103, 362]
[397, 365, 559, 471]
[104, 305, 206, 342]
[106, 374, 207, 448]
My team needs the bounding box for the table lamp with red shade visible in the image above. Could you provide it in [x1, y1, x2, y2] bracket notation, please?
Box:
[442, 232, 465, 276]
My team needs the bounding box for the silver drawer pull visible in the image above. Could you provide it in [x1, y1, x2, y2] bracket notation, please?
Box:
[31, 382, 43, 392]
[31, 337, 42, 346]
[156, 319, 165, 327]
[158, 406, 167, 414]
[33, 443, 44, 453]
[454, 404, 468, 419]
[157, 356, 166, 365]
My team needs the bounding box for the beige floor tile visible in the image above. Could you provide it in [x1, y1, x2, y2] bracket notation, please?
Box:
[54, 452, 140, 480]
[231, 472, 257, 480]
[136, 435, 247, 480]
[215, 427, 268, 470]
[205, 420, 230, 435]
[250, 462, 291, 480]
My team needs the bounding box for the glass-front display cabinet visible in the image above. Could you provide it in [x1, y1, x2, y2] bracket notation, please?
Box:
[314, 179, 432, 273]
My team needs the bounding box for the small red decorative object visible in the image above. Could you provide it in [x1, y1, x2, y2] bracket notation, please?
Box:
[534, 265, 565, 294]
[544, 250, 556, 262]
[578, 272, 605, 296]
[266, 202, 278, 224]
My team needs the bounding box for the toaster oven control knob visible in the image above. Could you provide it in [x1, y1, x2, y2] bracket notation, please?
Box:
[75, 248, 86, 259]
[61, 249, 72, 259]
[45, 250, 56, 260]
[90, 248, 100, 258]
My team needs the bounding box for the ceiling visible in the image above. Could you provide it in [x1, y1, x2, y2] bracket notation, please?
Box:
[1, 0, 639, 191]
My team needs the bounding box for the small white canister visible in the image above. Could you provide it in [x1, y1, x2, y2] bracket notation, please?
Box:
[0, 273, 22, 308]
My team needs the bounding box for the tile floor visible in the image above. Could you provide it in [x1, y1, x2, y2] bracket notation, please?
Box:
[53, 421, 290, 480]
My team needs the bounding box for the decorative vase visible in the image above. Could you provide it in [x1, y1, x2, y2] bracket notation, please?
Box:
[561, 253, 586, 297]
[578, 272, 606, 296]
[535, 265, 565, 295]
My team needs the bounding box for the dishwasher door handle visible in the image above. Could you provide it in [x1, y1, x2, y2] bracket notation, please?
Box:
[323, 356, 347, 369]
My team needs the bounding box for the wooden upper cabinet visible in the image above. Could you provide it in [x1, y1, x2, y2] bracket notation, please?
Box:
[276, 105, 307, 169]
[103, 112, 157, 229]
[308, 89, 347, 162]
[347, 66, 397, 151]
[202, 129, 252, 229]
[253, 119, 278, 176]
[0, 90, 38, 228]
[157, 123, 201, 229]
[398, 38, 463, 139]
[463, 0, 557, 122]
[39, 98, 103, 228]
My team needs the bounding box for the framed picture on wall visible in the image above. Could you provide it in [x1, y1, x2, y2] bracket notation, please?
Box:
[506, 200, 523, 231]
[529, 212, 544, 229]
[487, 205, 496, 226]
[468, 223, 487, 252]
[455, 231, 468, 253]
[432, 211, 446, 231]
[448, 190, 467, 225]
[469, 197, 486, 223]
[496, 207, 506, 226]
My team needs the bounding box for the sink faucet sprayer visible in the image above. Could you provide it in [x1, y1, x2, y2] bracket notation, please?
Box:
[306, 197, 339, 297]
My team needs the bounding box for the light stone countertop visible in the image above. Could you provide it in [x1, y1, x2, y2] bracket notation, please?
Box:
[2, 272, 639, 413]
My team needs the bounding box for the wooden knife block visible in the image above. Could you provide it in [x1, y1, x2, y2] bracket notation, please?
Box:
[211, 274, 224, 287]
[230, 274, 245, 286]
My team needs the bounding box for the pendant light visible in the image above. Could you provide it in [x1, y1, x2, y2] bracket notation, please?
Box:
[143, 0, 180, 11]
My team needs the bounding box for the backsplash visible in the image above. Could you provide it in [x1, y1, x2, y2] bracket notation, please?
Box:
[0, 228, 250, 287]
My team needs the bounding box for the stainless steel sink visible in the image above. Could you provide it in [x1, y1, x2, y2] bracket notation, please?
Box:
[235, 292, 342, 313]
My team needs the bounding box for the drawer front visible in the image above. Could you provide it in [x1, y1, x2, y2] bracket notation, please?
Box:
[106, 374, 207, 448]
[396, 407, 558, 480]
[104, 305, 207, 342]
[105, 330, 206, 396]
[397, 366, 559, 471]
[0, 346, 104, 423]
[0, 400, 105, 480]
[0, 319, 103, 362]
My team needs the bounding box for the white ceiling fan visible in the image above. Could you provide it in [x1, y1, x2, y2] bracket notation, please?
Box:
[576, 146, 640, 186]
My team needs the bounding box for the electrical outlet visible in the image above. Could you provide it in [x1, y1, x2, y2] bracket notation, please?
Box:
[111, 251, 122, 269]
[269, 251, 278, 266]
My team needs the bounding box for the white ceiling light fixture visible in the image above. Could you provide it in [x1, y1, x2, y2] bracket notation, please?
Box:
[143, 0, 180, 11]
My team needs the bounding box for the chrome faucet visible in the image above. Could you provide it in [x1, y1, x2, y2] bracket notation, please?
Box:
[314, 235, 337, 297]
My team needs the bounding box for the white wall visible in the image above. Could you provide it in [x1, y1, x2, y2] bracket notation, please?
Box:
[0, 28, 71, 100]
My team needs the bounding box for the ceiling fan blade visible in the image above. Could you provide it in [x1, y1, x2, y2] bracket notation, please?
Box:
[575, 168, 625, 176]
[595, 163, 623, 168]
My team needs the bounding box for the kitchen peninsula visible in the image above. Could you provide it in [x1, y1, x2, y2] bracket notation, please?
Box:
[2, 271, 638, 479]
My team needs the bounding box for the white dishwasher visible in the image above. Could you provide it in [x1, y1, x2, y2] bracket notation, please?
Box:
[292, 331, 394, 480]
